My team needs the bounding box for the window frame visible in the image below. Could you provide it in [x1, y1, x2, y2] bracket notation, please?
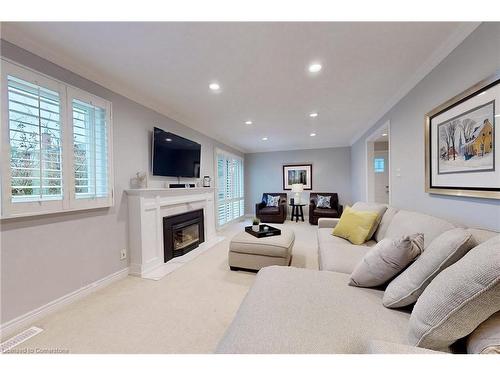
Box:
[67, 86, 114, 211]
[1, 59, 114, 218]
[215, 148, 244, 228]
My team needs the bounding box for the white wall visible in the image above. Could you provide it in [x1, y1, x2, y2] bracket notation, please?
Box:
[351, 23, 500, 231]
[245, 147, 352, 216]
[0, 40, 242, 324]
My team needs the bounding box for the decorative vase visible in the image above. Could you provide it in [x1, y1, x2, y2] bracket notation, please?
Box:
[252, 225, 260, 232]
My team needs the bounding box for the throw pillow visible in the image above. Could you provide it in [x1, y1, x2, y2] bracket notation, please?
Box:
[383, 228, 475, 308]
[351, 202, 388, 240]
[467, 311, 500, 354]
[316, 195, 331, 208]
[408, 235, 500, 351]
[349, 233, 424, 287]
[266, 195, 280, 207]
[332, 206, 379, 245]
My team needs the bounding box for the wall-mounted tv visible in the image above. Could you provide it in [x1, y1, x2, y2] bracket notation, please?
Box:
[152, 127, 201, 178]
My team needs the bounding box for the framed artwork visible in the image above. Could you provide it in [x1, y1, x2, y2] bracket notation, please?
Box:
[425, 70, 500, 199]
[283, 164, 312, 190]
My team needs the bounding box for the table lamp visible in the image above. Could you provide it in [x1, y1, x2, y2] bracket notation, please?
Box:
[291, 183, 304, 204]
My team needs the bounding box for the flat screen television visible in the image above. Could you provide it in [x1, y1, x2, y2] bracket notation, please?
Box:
[152, 127, 201, 178]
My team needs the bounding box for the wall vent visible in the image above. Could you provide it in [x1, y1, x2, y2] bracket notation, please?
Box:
[1, 326, 43, 353]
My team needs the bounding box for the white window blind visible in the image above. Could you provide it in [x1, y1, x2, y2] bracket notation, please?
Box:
[7, 75, 63, 202]
[1, 60, 114, 218]
[72, 99, 109, 199]
[216, 150, 244, 227]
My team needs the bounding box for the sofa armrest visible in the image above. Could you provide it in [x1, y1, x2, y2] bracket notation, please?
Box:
[255, 202, 265, 213]
[338, 204, 343, 216]
[365, 340, 445, 354]
[318, 218, 340, 229]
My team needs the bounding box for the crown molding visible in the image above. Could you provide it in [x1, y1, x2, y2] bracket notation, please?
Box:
[349, 22, 481, 146]
[0, 24, 247, 154]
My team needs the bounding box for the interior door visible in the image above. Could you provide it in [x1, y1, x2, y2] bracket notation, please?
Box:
[374, 151, 389, 204]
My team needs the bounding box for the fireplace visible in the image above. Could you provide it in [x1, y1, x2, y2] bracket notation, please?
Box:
[163, 209, 205, 262]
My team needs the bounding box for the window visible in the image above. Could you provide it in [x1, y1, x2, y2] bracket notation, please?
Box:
[7, 75, 63, 203]
[374, 157, 385, 173]
[1, 60, 113, 218]
[216, 149, 244, 227]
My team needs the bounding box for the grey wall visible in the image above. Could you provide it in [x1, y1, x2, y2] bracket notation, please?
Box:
[0, 40, 242, 324]
[245, 147, 352, 216]
[351, 23, 500, 231]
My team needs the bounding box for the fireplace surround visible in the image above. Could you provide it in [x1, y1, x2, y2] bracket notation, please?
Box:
[163, 209, 205, 262]
[125, 187, 216, 278]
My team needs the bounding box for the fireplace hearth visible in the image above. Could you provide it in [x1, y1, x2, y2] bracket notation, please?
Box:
[163, 209, 205, 262]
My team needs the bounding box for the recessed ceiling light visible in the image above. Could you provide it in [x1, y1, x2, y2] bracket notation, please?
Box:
[308, 63, 322, 73]
[166, 138, 172, 142]
[262, 137, 268, 141]
[209, 82, 220, 91]
[245, 120, 253, 125]
[310, 132, 316, 137]
[309, 112, 318, 118]
[382, 133, 388, 137]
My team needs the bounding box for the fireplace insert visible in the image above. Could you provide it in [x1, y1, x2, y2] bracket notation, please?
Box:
[163, 209, 204, 262]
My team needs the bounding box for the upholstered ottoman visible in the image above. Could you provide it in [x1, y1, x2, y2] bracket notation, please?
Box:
[228, 228, 295, 271]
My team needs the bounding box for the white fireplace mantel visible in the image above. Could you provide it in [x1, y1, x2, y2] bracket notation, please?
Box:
[125, 187, 217, 277]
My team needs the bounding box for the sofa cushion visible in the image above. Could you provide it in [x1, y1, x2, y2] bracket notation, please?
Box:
[408, 235, 500, 351]
[374, 206, 398, 242]
[313, 207, 339, 216]
[333, 206, 380, 245]
[384, 210, 456, 247]
[467, 311, 500, 354]
[259, 206, 279, 214]
[351, 202, 388, 240]
[383, 228, 475, 308]
[349, 233, 424, 287]
[216, 266, 412, 354]
[318, 228, 374, 273]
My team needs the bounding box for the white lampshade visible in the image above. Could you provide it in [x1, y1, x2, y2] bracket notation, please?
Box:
[291, 183, 304, 193]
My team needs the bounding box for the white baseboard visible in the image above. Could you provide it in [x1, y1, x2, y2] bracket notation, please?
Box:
[0, 267, 129, 339]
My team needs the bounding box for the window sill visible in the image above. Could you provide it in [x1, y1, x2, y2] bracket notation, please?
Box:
[1, 200, 114, 220]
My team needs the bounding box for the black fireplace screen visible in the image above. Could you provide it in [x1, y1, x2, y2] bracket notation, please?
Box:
[163, 209, 204, 262]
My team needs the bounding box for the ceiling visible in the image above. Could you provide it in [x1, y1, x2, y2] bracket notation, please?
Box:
[1, 22, 478, 153]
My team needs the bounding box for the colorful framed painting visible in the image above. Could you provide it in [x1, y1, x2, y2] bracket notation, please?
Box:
[282, 164, 312, 190]
[425, 70, 500, 199]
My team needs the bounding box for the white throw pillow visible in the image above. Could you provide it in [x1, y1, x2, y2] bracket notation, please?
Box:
[383, 228, 475, 308]
[266, 195, 280, 207]
[408, 235, 500, 351]
[316, 195, 331, 209]
[348, 233, 424, 287]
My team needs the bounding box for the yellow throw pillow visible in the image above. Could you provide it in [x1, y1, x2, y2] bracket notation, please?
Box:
[333, 206, 379, 245]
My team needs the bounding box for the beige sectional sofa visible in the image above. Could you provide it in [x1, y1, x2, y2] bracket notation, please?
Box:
[216, 203, 498, 354]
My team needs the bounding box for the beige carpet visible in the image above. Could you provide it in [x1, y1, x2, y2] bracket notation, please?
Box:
[8, 219, 318, 353]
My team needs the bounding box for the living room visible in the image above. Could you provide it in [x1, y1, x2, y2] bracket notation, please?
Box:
[1, 2, 499, 374]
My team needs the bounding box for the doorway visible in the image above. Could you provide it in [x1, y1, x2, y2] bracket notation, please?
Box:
[366, 122, 390, 204]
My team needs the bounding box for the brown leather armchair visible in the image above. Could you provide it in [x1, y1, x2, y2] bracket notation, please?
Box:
[309, 192, 343, 225]
[255, 193, 288, 223]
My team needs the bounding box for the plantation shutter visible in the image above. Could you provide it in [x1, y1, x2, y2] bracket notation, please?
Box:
[216, 150, 244, 226]
[7, 75, 63, 203]
[1, 60, 114, 218]
[68, 87, 113, 209]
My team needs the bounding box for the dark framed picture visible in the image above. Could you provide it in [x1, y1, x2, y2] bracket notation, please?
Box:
[282, 164, 312, 190]
[425, 70, 499, 199]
